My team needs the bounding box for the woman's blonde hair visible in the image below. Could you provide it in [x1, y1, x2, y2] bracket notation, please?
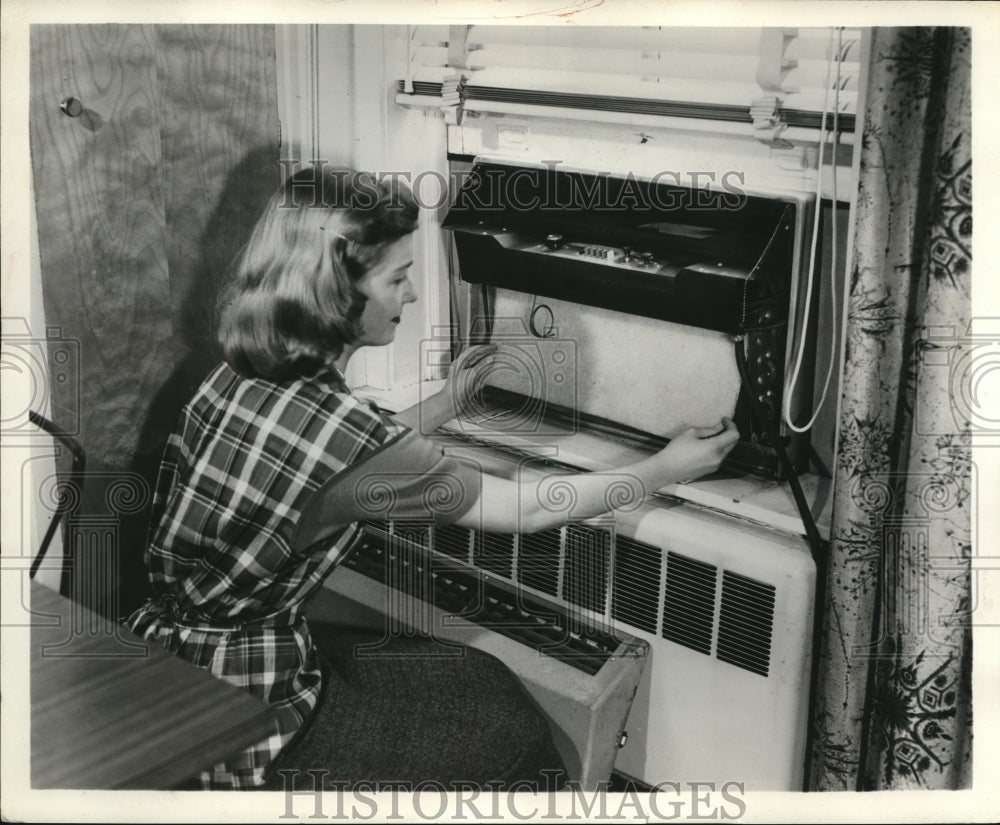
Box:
[218, 166, 418, 381]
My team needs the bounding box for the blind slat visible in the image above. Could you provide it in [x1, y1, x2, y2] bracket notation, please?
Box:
[468, 45, 762, 81]
[411, 24, 450, 44]
[465, 50, 859, 90]
[468, 26, 763, 54]
[467, 69, 765, 107]
[785, 60, 860, 89]
[786, 28, 864, 62]
[412, 45, 449, 66]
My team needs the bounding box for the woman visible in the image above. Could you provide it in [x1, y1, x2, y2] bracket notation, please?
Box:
[125, 166, 739, 790]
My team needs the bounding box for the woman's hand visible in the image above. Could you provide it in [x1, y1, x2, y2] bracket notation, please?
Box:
[391, 344, 499, 434]
[441, 344, 499, 419]
[656, 418, 740, 483]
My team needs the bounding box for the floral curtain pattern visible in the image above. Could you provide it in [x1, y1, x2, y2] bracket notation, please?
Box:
[810, 27, 972, 790]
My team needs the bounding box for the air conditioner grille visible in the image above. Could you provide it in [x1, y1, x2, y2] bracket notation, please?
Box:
[612, 535, 661, 634]
[347, 527, 623, 675]
[433, 523, 471, 562]
[563, 525, 611, 614]
[517, 529, 561, 597]
[473, 531, 515, 579]
[716, 570, 776, 677]
[390, 521, 431, 548]
[343, 528, 387, 579]
[661, 551, 717, 654]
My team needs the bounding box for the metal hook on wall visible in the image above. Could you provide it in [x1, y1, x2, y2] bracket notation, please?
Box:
[60, 97, 84, 117]
[59, 96, 104, 133]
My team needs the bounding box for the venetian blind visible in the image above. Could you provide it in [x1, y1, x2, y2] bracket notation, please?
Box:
[397, 25, 861, 135]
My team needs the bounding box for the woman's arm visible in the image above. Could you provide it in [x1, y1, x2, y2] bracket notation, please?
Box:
[390, 390, 454, 433]
[455, 420, 740, 534]
[294, 418, 738, 550]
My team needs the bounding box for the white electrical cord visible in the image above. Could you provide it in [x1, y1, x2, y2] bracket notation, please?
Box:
[783, 27, 843, 434]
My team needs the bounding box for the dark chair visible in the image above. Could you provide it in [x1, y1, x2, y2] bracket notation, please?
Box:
[28, 410, 85, 589]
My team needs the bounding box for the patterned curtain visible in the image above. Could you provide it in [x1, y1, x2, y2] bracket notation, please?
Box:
[810, 28, 972, 790]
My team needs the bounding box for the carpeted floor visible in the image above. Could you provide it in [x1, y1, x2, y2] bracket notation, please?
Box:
[262, 624, 566, 791]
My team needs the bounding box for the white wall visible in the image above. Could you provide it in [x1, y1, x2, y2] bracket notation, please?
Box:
[1, 192, 66, 593]
[276, 24, 452, 395]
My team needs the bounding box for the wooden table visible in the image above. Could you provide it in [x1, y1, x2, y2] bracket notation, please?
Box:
[30, 581, 277, 789]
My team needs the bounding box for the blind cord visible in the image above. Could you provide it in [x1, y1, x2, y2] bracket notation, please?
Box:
[783, 27, 843, 434]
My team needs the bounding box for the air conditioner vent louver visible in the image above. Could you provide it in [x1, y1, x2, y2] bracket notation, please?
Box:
[517, 529, 561, 597]
[473, 531, 515, 579]
[716, 570, 775, 677]
[390, 521, 431, 548]
[433, 523, 471, 562]
[661, 551, 717, 654]
[612, 535, 661, 634]
[563, 525, 611, 614]
[343, 529, 388, 581]
[349, 523, 624, 675]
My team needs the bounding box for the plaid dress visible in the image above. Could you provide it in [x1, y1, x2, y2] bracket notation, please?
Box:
[124, 362, 406, 789]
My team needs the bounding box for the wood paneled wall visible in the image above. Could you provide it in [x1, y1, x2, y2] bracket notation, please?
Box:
[30, 25, 176, 470]
[30, 24, 279, 614]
